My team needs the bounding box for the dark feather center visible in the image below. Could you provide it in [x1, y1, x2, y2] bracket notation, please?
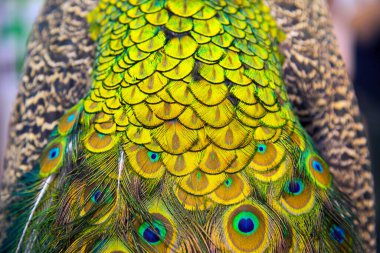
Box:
[238, 218, 254, 233]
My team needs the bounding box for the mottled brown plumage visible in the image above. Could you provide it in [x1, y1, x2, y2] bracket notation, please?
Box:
[0, 0, 97, 244]
[267, 1, 375, 251]
[0, 0, 375, 252]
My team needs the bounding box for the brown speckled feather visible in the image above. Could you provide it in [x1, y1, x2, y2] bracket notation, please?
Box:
[0, 0, 97, 244]
[1, 0, 375, 251]
[266, 1, 375, 251]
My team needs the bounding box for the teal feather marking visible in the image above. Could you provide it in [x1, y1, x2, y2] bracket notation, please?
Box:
[148, 151, 160, 162]
[224, 177, 232, 187]
[257, 143, 267, 154]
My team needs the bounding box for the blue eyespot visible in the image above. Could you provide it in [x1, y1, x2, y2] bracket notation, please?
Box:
[233, 211, 259, 236]
[143, 227, 160, 244]
[286, 179, 304, 196]
[329, 224, 346, 244]
[225, 177, 232, 187]
[257, 144, 267, 154]
[91, 190, 103, 204]
[139, 220, 167, 245]
[312, 160, 323, 173]
[238, 218, 254, 233]
[67, 114, 76, 123]
[48, 147, 60, 160]
[148, 151, 160, 162]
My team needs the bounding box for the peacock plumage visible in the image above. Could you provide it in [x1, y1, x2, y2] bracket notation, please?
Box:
[1, 0, 374, 252]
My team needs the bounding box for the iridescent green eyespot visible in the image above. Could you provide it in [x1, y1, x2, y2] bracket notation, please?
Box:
[232, 211, 259, 236]
[139, 220, 167, 245]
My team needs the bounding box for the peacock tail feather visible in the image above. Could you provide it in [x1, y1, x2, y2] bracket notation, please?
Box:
[2, 0, 363, 252]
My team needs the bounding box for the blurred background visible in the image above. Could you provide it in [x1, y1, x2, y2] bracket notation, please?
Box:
[0, 0, 380, 248]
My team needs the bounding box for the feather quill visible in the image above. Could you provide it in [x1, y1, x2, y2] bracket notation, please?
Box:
[16, 175, 54, 253]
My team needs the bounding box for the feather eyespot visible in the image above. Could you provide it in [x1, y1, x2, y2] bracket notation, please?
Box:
[57, 103, 82, 135]
[39, 138, 66, 178]
[48, 147, 60, 160]
[210, 173, 251, 205]
[139, 220, 167, 245]
[148, 151, 160, 162]
[91, 190, 103, 204]
[67, 114, 76, 123]
[285, 179, 304, 196]
[89, 188, 113, 205]
[305, 152, 332, 189]
[233, 211, 259, 235]
[249, 142, 285, 172]
[84, 128, 117, 153]
[224, 177, 232, 187]
[127, 144, 165, 178]
[312, 160, 323, 172]
[257, 144, 267, 154]
[223, 203, 269, 252]
[79, 186, 115, 222]
[329, 225, 346, 244]
[280, 179, 315, 215]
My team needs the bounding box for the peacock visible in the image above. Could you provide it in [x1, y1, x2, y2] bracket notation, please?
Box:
[0, 0, 376, 252]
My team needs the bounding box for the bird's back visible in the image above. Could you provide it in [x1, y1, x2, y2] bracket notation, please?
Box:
[2, 0, 365, 252]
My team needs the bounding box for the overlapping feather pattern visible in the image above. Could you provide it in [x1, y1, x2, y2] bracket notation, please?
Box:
[2, 0, 362, 252]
